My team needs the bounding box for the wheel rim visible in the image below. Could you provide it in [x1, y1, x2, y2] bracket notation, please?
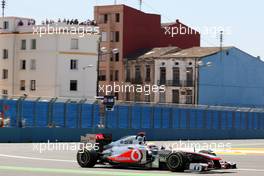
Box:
[168, 155, 181, 168]
[79, 152, 90, 164]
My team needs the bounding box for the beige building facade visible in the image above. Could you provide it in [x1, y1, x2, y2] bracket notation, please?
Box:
[0, 17, 100, 99]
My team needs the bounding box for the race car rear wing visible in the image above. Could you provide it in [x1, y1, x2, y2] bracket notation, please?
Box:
[81, 133, 112, 151]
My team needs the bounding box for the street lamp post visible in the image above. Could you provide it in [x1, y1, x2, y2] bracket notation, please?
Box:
[1, 0, 5, 18]
[82, 65, 94, 98]
[97, 46, 119, 96]
[96, 47, 119, 129]
[194, 60, 212, 105]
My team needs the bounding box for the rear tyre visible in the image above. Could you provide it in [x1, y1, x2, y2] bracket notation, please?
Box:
[77, 149, 98, 168]
[166, 152, 188, 172]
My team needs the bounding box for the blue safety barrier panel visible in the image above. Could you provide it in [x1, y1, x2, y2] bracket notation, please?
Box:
[141, 106, 152, 129]
[196, 109, 204, 129]
[52, 102, 65, 128]
[172, 108, 180, 128]
[1, 99, 264, 132]
[117, 105, 129, 129]
[35, 101, 48, 127]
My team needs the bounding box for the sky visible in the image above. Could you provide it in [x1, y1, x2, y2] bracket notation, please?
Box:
[4, 0, 264, 59]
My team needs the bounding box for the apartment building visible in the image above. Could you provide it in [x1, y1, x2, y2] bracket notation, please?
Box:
[125, 46, 264, 106]
[94, 4, 200, 100]
[0, 17, 100, 98]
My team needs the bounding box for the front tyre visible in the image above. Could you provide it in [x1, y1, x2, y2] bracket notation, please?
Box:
[166, 152, 188, 172]
[77, 149, 98, 168]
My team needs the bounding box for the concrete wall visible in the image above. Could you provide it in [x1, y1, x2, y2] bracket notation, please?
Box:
[199, 47, 264, 107]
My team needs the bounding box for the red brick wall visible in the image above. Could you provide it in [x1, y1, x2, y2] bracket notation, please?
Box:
[123, 6, 161, 57]
[123, 6, 200, 57]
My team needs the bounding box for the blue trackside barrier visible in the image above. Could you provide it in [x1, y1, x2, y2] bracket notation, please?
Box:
[0, 98, 264, 142]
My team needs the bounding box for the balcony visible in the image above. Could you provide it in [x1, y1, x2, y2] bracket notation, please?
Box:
[157, 80, 194, 87]
[131, 78, 143, 84]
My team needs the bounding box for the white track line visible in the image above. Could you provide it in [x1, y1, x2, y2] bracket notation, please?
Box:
[0, 154, 75, 163]
[236, 169, 264, 172]
[1, 154, 264, 173]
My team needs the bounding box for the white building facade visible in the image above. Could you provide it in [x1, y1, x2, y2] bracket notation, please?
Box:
[0, 17, 100, 99]
[154, 58, 196, 104]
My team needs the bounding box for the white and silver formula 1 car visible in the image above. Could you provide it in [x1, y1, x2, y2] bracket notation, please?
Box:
[77, 132, 237, 172]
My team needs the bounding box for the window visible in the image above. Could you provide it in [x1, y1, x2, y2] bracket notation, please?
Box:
[135, 65, 142, 83]
[159, 67, 166, 85]
[20, 60, 26, 70]
[2, 69, 8, 79]
[99, 70, 106, 81]
[2, 89, 8, 95]
[114, 52, 119, 62]
[159, 92, 166, 103]
[70, 59, 78, 70]
[21, 40, 26, 50]
[186, 90, 193, 104]
[172, 67, 180, 86]
[30, 80, 36, 91]
[145, 65, 151, 82]
[126, 68, 130, 82]
[115, 92, 119, 100]
[186, 67, 193, 87]
[115, 70, 119, 81]
[110, 70, 113, 81]
[126, 92, 130, 101]
[104, 14, 108, 23]
[135, 92, 141, 102]
[145, 95, 151, 102]
[3, 49, 8, 59]
[20, 80, 26, 91]
[102, 32, 107, 42]
[115, 13, 120, 22]
[70, 80, 78, 91]
[30, 59, 36, 70]
[172, 89, 179, 104]
[115, 31, 120, 42]
[71, 38, 79, 49]
[3, 21, 9, 29]
[110, 31, 119, 42]
[31, 39, 37, 49]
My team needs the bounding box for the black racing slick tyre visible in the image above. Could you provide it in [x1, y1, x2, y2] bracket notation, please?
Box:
[166, 152, 188, 172]
[77, 149, 98, 168]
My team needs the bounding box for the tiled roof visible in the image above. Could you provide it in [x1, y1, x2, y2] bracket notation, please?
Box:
[126, 46, 181, 60]
[162, 47, 233, 58]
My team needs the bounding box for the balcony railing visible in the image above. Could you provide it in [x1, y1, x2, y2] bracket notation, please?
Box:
[157, 80, 194, 87]
[131, 78, 143, 84]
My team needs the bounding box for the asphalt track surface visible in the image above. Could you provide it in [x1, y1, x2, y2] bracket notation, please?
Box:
[0, 140, 264, 176]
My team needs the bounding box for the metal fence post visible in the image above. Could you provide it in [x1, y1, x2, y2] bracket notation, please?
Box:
[150, 105, 154, 129]
[63, 99, 71, 128]
[128, 105, 132, 129]
[91, 103, 95, 128]
[186, 109, 190, 129]
[77, 99, 86, 128]
[169, 107, 173, 129]
[160, 107, 163, 128]
[33, 97, 41, 127]
[140, 105, 143, 129]
[116, 105, 119, 129]
[16, 97, 25, 128]
[47, 98, 57, 127]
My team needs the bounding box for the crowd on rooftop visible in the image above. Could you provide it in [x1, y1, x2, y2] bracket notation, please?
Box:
[41, 19, 97, 26]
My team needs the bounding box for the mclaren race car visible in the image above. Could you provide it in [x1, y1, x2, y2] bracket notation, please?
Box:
[77, 133, 237, 172]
